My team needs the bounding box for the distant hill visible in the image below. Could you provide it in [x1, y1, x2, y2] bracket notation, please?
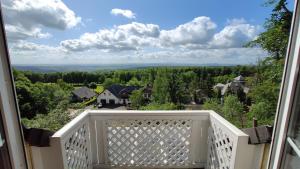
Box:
[13, 63, 239, 73]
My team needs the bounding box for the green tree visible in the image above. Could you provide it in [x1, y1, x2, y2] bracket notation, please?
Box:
[103, 78, 115, 88]
[168, 71, 188, 104]
[203, 99, 223, 114]
[248, 102, 274, 125]
[243, 0, 293, 127]
[88, 82, 97, 89]
[189, 75, 200, 102]
[22, 100, 71, 131]
[127, 77, 142, 86]
[152, 69, 171, 104]
[223, 95, 245, 127]
[130, 89, 146, 109]
[247, 0, 292, 60]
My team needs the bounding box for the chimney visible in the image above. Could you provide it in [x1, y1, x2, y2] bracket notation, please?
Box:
[253, 117, 258, 128]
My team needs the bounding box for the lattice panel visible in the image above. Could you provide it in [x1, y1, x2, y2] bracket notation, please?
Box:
[206, 122, 234, 169]
[64, 123, 91, 169]
[105, 119, 192, 167]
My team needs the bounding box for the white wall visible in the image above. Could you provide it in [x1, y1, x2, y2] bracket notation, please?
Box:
[97, 90, 122, 104]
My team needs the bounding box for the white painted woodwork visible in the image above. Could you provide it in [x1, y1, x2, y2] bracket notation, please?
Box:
[31, 110, 259, 169]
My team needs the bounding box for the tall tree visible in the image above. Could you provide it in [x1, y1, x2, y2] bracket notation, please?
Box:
[151, 69, 171, 104]
[168, 71, 187, 104]
[130, 89, 146, 109]
[247, 0, 292, 60]
[223, 95, 245, 127]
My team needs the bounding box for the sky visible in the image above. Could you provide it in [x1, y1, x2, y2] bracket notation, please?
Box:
[1, 0, 294, 65]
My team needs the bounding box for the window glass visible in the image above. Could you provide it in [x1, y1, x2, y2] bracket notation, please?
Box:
[287, 71, 300, 149]
[282, 144, 300, 169]
[292, 114, 300, 148]
[280, 71, 300, 168]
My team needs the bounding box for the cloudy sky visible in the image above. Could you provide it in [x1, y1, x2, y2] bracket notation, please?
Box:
[1, 0, 294, 65]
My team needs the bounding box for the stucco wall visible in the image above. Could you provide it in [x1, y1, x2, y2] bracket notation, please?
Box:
[97, 90, 122, 104]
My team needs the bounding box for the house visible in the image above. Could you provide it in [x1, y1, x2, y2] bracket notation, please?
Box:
[142, 84, 152, 100]
[97, 84, 140, 105]
[71, 86, 96, 102]
[213, 75, 250, 96]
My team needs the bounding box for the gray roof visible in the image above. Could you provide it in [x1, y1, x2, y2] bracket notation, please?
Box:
[221, 83, 230, 95]
[242, 125, 273, 144]
[107, 84, 140, 98]
[213, 75, 250, 96]
[234, 75, 245, 82]
[107, 84, 124, 98]
[72, 87, 96, 99]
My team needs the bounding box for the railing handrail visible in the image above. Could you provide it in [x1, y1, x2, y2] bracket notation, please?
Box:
[52, 110, 90, 138]
[88, 109, 210, 116]
[52, 110, 248, 139]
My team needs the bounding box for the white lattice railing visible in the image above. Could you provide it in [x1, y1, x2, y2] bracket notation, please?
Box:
[206, 111, 254, 169]
[51, 111, 93, 169]
[43, 110, 256, 169]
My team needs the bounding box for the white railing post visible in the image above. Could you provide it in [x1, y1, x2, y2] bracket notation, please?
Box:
[96, 119, 108, 165]
[190, 118, 209, 167]
[232, 136, 256, 169]
[51, 111, 93, 169]
[89, 116, 98, 165]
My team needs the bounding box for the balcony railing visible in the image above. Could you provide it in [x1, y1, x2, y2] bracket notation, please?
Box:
[33, 110, 257, 169]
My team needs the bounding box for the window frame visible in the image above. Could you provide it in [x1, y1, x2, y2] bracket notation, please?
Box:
[268, 0, 300, 168]
[0, 2, 28, 169]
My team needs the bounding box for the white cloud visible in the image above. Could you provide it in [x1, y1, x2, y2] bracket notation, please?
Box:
[10, 41, 59, 51]
[60, 22, 160, 51]
[160, 16, 217, 47]
[209, 19, 261, 48]
[8, 15, 265, 65]
[5, 25, 51, 42]
[111, 8, 136, 19]
[2, 0, 81, 42]
[60, 16, 261, 52]
[141, 48, 267, 65]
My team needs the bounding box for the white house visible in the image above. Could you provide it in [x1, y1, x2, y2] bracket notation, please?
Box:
[213, 75, 250, 96]
[97, 84, 140, 105]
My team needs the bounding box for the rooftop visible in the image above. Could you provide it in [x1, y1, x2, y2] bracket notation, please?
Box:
[72, 87, 97, 99]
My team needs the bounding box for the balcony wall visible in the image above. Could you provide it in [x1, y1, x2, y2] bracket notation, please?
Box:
[30, 110, 259, 169]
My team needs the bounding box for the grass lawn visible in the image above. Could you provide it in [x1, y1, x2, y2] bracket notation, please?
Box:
[94, 85, 104, 94]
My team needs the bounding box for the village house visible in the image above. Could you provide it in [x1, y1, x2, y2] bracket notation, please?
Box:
[97, 84, 140, 105]
[71, 86, 96, 102]
[142, 84, 152, 100]
[213, 75, 250, 96]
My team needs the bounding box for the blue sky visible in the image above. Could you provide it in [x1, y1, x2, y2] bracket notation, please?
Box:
[1, 0, 294, 65]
